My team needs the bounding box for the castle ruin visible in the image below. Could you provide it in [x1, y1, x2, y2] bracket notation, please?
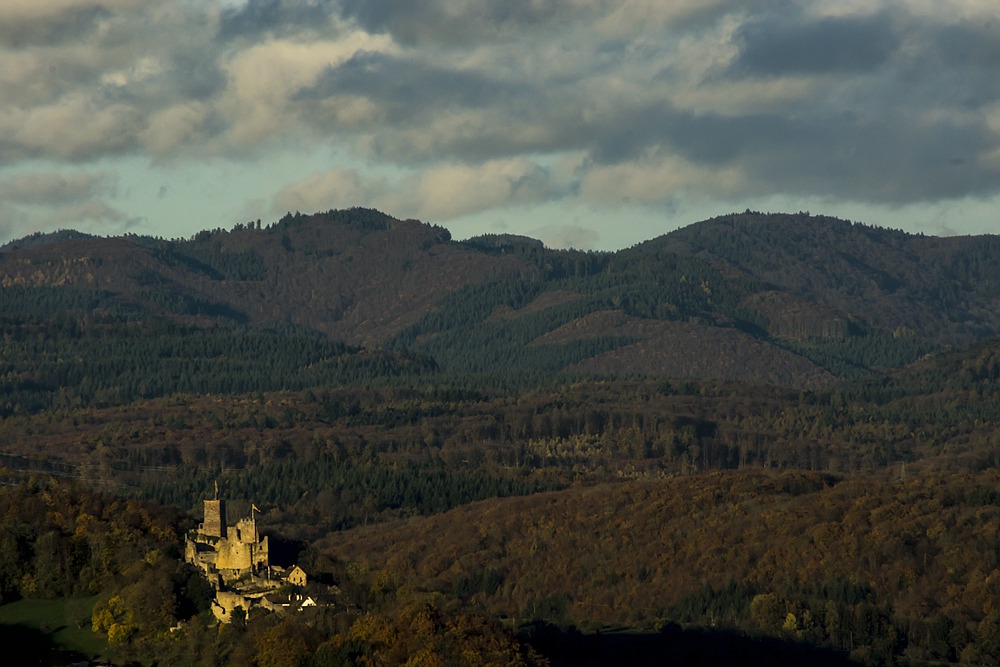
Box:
[185, 498, 270, 580]
[185, 497, 331, 623]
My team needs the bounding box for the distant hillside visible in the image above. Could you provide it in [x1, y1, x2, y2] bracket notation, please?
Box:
[391, 212, 960, 383]
[0, 228, 94, 252]
[4, 209, 1000, 389]
[0, 209, 532, 346]
[532, 310, 834, 389]
[320, 468, 1000, 663]
[5, 325, 1000, 476]
[656, 211, 1000, 345]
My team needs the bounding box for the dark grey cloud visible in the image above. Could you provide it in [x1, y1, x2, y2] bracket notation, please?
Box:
[284, 9, 1000, 208]
[170, 52, 229, 101]
[97, 53, 227, 110]
[218, 0, 335, 40]
[296, 50, 587, 163]
[575, 84, 1000, 204]
[619, 106, 998, 203]
[733, 13, 899, 75]
[335, 0, 784, 46]
[336, 0, 565, 44]
[590, 107, 787, 166]
[907, 22, 1000, 109]
[744, 114, 996, 202]
[933, 20, 1000, 69]
[300, 51, 534, 117]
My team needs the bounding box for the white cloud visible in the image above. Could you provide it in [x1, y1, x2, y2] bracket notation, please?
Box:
[12, 93, 140, 159]
[272, 158, 554, 221]
[0, 0, 143, 21]
[139, 102, 210, 155]
[533, 224, 600, 250]
[384, 158, 553, 220]
[272, 167, 388, 214]
[579, 154, 747, 205]
[100, 56, 165, 88]
[216, 32, 398, 147]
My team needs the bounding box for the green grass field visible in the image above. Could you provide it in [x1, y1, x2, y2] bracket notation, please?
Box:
[0, 596, 107, 658]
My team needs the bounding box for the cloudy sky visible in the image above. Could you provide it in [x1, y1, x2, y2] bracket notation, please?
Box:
[2, 0, 999, 250]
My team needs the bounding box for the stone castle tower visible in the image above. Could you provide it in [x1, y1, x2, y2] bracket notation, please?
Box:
[202, 499, 226, 537]
[185, 497, 269, 583]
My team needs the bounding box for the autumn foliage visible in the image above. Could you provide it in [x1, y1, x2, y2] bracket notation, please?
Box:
[321, 469, 1000, 664]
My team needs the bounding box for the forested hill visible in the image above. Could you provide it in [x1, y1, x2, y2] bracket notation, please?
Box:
[655, 211, 1000, 345]
[384, 211, 999, 384]
[0, 208, 532, 346]
[3, 209, 1000, 390]
[0, 228, 94, 253]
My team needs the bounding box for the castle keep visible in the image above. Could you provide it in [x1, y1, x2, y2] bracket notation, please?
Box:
[185, 498, 270, 581]
[202, 499, 226, 537]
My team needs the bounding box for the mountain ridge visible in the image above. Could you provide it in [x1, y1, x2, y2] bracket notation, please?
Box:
[3, 208, 999, 388]
[655, 211, 1000, 344]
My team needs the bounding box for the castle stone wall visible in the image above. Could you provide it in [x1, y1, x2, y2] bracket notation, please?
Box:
[216, 538, 253, 571]
[212, 591, 251, 623]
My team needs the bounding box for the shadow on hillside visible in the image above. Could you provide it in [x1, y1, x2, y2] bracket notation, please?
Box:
[519, 622, 857, 667]
[0, 623, 88, 666]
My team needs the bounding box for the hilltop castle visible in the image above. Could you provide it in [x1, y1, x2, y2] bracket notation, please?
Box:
[184, 497, 327, 623]
[185, 498, 270, 582]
